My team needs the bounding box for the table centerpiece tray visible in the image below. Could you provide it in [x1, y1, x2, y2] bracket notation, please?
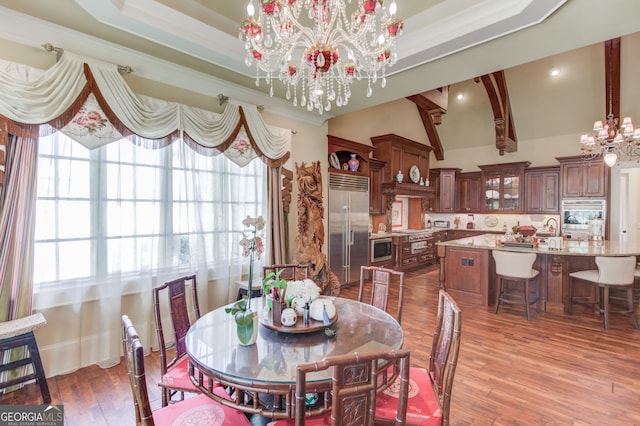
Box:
[260, 311, 337, 334]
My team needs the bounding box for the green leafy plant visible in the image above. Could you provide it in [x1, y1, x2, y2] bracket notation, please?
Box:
[262, 269, 288, 302]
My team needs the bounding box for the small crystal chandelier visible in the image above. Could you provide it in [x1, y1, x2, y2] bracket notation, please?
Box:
[579, 41, 640, 167]
[239, 0, 403, 114]
[580, 114, 640, 167]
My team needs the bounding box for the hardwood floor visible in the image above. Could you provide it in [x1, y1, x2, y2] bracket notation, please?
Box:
[3, 265, 640, 425]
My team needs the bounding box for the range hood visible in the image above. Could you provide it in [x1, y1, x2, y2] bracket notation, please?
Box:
[381, 182, 436, 199]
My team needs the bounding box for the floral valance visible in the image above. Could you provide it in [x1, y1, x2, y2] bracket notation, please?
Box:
[0, 53, 290, 167]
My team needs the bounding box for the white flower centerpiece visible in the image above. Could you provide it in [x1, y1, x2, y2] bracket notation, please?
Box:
[225, 215, 265, 345]
[285, 279, 321, 315]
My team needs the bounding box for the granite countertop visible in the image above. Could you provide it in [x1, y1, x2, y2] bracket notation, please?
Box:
[369, 228, 504, 240]
[438, 233, 640, 256]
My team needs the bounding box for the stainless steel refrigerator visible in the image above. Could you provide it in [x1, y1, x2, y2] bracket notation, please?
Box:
[328, 173, 370, 285]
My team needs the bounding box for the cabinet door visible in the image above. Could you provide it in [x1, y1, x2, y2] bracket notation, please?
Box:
[456, 173, 482, 213]
[526, 170, 559, 213]
[501, 172, 522, 212]
[483, 172, 522, 212]
[582, 161, 607, 197]
[438, 170, 456, 212]
[560, 160, 607, 198]
[561, 162, 584, 198]
[369, 159, 386, 215]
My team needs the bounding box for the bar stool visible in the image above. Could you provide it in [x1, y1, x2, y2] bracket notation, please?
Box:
[0, 312, 50, 403]
[568, 256, 639, 330]
[492, 251, 540, 320]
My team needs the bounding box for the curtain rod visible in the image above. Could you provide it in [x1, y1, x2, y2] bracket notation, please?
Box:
[219, 92, 297, 134]
[42, 43, 133, 74]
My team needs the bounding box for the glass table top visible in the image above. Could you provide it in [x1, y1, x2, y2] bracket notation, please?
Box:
[186, 296, 404, 384]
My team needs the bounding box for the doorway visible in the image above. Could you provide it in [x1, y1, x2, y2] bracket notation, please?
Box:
[610, 163, 640, 242]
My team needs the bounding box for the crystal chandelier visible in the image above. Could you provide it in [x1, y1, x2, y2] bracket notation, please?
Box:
[239, 0, 403, 114]
[579, 41, 640, 167]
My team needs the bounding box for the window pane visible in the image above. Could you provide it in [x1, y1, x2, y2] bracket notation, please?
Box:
[34, 133, 267, 288]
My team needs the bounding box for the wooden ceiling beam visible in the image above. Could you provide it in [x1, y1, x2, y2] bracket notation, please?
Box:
[479, 71, 517, 155]
[406, 87, 449, 161]
[604, 38, 621, 120]
[416, 104, 444, 160]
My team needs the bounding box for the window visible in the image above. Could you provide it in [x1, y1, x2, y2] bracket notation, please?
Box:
[33, 133, 267, 288]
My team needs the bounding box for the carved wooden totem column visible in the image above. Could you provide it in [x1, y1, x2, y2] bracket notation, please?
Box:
[294, 161, 341, 295]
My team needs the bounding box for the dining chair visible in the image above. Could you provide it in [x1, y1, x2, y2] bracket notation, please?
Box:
[492, 250, 541, 320]
[375, 289, 462, 426]
[568, 256, 639, 329]
[121, 315, 251, 426]
[267, 349, 410, 426]
[359, 266, 405, 324]
[263, 263, 310, 283]
[153, 274, 206, 407]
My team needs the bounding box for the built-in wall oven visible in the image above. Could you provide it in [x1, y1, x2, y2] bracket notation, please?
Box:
[561, 199, 606, 238]
[370, 238, 393, 263]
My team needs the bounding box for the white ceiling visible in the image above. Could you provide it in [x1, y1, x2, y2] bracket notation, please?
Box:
[1, 0, 640, 127]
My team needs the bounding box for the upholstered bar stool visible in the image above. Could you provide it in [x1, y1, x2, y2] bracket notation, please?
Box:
[568, 256, 639, 330]
[492, 251, 540, 320]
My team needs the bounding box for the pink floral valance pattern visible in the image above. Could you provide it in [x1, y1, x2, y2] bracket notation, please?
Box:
[60, 93, 122, 148]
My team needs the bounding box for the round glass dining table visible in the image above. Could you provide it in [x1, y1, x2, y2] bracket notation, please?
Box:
[186, 296, 403, 419]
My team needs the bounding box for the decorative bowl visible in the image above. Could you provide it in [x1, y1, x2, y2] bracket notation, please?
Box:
[512, 225, 537, 237]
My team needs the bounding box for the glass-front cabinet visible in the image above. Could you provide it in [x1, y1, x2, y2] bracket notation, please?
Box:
[479, 161, 530, 213]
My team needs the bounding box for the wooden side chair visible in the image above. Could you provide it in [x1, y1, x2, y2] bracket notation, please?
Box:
[121, 315, 250, 426]
[263, 263, 310, 283]
[568, 256, 639, 329]
[359, 266, 405, 324]
[376, 290, 462, 425]
[153, 274, 205, 407]
[267, 349, 410, 426]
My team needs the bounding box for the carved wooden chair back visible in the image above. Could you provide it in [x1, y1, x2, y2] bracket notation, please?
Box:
[153, 274, 201, 405]
[295, 349, 410, 426]
[122, 314, 154, 425]
[429, 289, 462, 425]
[263, 263, 310, 282]
[359, 266, 405, 324]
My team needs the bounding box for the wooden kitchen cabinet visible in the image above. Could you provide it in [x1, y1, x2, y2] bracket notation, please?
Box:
[371, 134, 434, 224]
[396, 235, 436, 271]
[370, 134, 432, 187]
[556, 156, 608, 198]
[428, 168, 460, 213]
[327, 135, 373, 176]
[524, 166, 560, 213]
[455, 172, 482, 213]
[369, 158, 386, 215]
[479, 161, 530, 213]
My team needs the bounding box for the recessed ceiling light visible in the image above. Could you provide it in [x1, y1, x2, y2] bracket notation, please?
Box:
[550, 67, 561, 77]
[457, 93, 464, 100]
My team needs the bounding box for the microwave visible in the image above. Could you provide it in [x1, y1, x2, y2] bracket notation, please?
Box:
[561, 199, 606, 237]
[371, 238, 393, 263]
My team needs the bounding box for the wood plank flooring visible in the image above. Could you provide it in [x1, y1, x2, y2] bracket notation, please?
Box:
[2, 265, 640, 425]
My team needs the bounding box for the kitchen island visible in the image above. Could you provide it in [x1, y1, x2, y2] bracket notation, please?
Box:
[437, 234, 640, 312]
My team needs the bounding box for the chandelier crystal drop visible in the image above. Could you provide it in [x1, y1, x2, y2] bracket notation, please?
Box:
[239, 0, 403, 113]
